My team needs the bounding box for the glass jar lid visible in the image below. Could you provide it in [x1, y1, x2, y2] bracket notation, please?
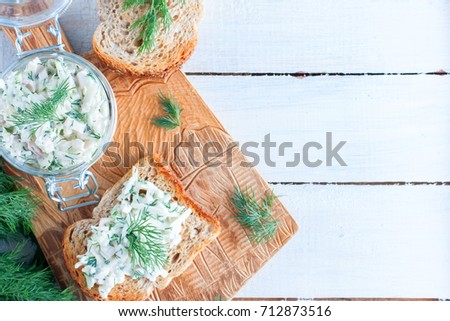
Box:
[0, 0, 71, 28]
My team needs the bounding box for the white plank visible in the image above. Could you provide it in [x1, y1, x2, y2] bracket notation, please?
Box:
[2, 0, 450, 73]
[189, 75, 450, 182]
[0, 29, 17, 71]
[59, 0, 100, 55]
[187, 0, 450, 73]
[237, 184, 450, 298]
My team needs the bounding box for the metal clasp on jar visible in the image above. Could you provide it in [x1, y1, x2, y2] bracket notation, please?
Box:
[13, 15, 65, 57]
[45, 170, 100, 212]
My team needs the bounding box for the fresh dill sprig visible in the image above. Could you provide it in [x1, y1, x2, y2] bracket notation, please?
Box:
[0, 170, 74, 301]
[231, 187, 279, 244]
[151, 92, 183, 130]
[123, 0, 184, 55]
[9, 78, 70, 133]
[0, 169, 37, 237]
[0, 189, 38, 237]
[126, 208, 168, 274]
[0, 170, 16, 194]
[0, 243, 76, 301]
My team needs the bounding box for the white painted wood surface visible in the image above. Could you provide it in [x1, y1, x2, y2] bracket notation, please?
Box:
[189, 75, 450, 182]
[239, 184, 450, 298]
[187, 0, 450, 73]
[1, 0, 450, 299]
[1, 0, 450, 73]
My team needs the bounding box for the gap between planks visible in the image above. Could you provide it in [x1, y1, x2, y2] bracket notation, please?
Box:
[233, 297, 445, 301]
[185, 72, 449, 77]
[269, 182, 450, 186]
[2, 71, 447, 77]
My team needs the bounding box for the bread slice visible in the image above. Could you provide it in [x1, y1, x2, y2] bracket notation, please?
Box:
[62, 156, 221, 301]
[93, 0, 203, 78]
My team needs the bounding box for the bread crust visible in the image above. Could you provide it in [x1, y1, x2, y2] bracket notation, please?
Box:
[62, 155, 220, 301]
[93, 34, 198, 79]
[92, 0, 202, 78]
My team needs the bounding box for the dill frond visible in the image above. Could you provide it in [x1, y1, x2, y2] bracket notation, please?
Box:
[9, 78, 70, 133]
[123, 0, 185, 55]
[0, 170, 73, 301]
[126, 208, 168, 274]
[151, 92, 182, 130]
[231, 187, 279, 244]
[0, 189, 38, 237]
[0, 170, 16, 194]
[0, 243, 76, 301]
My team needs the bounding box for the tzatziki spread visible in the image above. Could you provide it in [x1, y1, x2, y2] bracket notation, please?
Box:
[0, 56, 109, 171]
[75, 167, 192, 298]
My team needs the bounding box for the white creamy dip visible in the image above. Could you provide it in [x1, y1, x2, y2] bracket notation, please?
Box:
[75, 167, 192, 298]
[0, 56, 109, 171]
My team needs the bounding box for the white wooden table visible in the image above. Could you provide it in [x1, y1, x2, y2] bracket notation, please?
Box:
[1, 0, 450, 299]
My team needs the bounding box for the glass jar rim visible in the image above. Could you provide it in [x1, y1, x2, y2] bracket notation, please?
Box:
[0, 0, 72, 28]
[0, 50, 117, 179]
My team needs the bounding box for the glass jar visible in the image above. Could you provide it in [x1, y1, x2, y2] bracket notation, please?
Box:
[0, 0, 117, 211]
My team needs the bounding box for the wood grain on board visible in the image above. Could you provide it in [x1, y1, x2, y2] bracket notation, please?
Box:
[2, 21, 73, 54]
[1, 22, 298, 300]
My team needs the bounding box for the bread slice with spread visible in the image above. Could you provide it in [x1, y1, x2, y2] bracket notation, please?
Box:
[62, 156, 220, 300]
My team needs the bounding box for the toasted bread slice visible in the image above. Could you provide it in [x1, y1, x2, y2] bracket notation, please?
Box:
[62, 156, 221, 301]
[93, 0, 203, 78]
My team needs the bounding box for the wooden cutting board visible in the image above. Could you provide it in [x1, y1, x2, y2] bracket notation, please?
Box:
[2, 21, 298, 301]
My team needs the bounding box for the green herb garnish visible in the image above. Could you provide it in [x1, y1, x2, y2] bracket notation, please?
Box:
[0, 169, 75, 301]
[231, 187, 279, 244]
[71, 98, 82, 108]
[0, 243, 76, 301]
[0, 189, 38, 238]
[0, 171, 37, 237]
[66, 109, 101, 139]
[0, 170, 16, 194]
[126, 208, 168, 274]
[86, 257, 97, 267]
[47, 158, 63, 171]
[86, 71, 95, 80]
[123, 0, 184, 55]
[151, 92, 183, 130]
[10, 78, 70, 133]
